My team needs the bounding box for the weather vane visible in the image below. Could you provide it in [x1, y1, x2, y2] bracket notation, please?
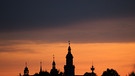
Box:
[40, 61, 42, 66]
[68, 41, 70, 46]
[25, 62, 27, 67]
[53, 54, 55, 61]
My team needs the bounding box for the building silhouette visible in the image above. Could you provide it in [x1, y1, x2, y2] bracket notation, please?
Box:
[84, 64, 97, 76]
[19, 41, 97, 76]
[23, 63, 29, 76]
[37, 62, 50, 76]
[39, 62, 43, 74]
[64, 41, 75, 76]
[50, 55, 59, 76]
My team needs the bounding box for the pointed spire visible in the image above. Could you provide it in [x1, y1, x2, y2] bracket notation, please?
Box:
[52, 55, 56, 69]
[91, 62, 95, 73]
[24, 62, 29, 75]
[25, 62, 27, 67]
[40, 61, 42, 72]
[53, 54, 55, 61]
[68, 41, 71, 52]
[68, 41, 70, 46]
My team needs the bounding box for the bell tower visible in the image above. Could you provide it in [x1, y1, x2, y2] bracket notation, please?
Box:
[50, 55, 58, 76]
[64, 41, 75, 76]
[23, 62, 29, 76]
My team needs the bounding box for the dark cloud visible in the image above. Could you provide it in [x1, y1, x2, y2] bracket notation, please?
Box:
[0, 0, 135, 32]
[0, 1, 135, 43]
[0, 17, 135, 43]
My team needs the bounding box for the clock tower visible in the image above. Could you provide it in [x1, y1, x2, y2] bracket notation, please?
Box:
[64, 41, 75, 76]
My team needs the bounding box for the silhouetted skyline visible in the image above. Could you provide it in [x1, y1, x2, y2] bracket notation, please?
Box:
[20, 43, 97, 76]
[19, 43, 134, 76]
[0, 1, 135, 76]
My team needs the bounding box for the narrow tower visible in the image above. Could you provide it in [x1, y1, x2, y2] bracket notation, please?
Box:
[90, 64, 97, 76]
[50, 55, 58, 76]
[91, 65, 95, 73]
[91, 62, 95, 73]
[23, 62, 29, 76]
[52, 55, 56, 69]
[40, 62, 42, 73]
[64, 41, 75, 76]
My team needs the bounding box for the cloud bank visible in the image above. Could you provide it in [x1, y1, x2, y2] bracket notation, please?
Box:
[0, 1, 135, 43]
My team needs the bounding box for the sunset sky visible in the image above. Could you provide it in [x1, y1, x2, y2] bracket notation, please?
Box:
[0, 1, 135, 76]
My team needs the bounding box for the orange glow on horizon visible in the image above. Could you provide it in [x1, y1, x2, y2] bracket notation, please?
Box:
[0, 42, 135, 76]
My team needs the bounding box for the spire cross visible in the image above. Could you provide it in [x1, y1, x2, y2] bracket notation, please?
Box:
[91, 61, 95, 73]
[40, 62, 42, 67]
[68, 41, 70, 46]
[53, 54, 55, 61]
[25, 62, 27, 67]
[40, 61, 42, 72]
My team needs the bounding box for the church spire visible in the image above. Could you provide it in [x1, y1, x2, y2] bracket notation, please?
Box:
[68, 41, 71, 53]
[68, 41, 70, 46]
[25, 62, 27, 67]
[91, 63, 95, 73]
[40, 62, 42, 72]
[64, 41, 75, 76]
[52, 55, 56, 69]
[50, 55, 59, 76]
[53, 54, 55, 61]
[24, 62, 29, 76]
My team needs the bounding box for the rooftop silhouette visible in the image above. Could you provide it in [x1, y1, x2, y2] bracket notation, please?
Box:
[19, 41, 134, 76]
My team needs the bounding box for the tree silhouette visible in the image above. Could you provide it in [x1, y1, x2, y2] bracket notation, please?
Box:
[129, 72, 135, 76]
[101, 68, 120, 76]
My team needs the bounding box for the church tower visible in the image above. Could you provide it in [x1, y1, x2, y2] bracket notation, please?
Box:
[23, 62, 29, 76]
[64, 41, 75, 76]
[91, 65, 95, 73]
[50, 55, 58, 76]
[39, 62, 42, 73]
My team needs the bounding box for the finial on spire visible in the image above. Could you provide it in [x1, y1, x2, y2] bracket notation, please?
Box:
[25, 62, 27, 67]
[40, 62, 42, 65]
[91, 61, 95, 73]
[40, 62, 42, 67]
[40, 61, 42, 72]
[52, 55, 56, 69]
[68, 41, 71, 52]
[53, 54, 55, 61]
[68, 41, 70, 46]
[92, 61, 93, 66]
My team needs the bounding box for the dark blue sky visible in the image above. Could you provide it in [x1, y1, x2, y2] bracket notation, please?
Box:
[0, 0, 135, 43]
